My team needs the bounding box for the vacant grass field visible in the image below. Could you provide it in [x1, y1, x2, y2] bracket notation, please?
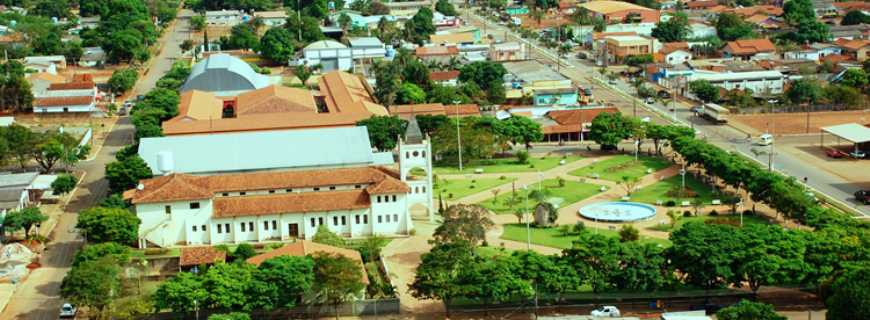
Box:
[569, 155, 671, 181]
[434, 155, 583, 174]
[646, 213, 771, 232]
[629, 175, 719, 205]
[479, 179, 601, 214]
[435, 177, 516, 200]
[500, 223, 671, 249]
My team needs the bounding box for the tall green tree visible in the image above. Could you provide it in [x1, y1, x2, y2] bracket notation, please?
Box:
[4, 207, 48, 239]
[841, 10, 870, 25]
[405, 7, 436, 44]
[253, 31, 293, 67]
[689, 80, 720, 103]
[495, 115, 544, 148]
[60, 257, 121, 316]
[825, 265, 870, 320]
[249, 256, 314, 310]
[373, 60, 401, 107]
[105, 155, 153, 195]
[433, 204, 494, 246]
[588, 112, 633, 150]
[839, 68, 868, 88]
[716, 13, 755, 41]
[356, 116, 407, 151]
[223, 24, 259, 50]
[285, 14, 325, 45]
[203, 262, 257, 310]
[410, 241, 477, 316]
[786, 78, 822, 106]
[310, 252, 366, 320]
[397, 82, 427, 104]
[717, 300, 786, 320]
[668, 221, 744, 289]
[153, 272, 208, 313]
[651, 13, 690, 43]
[72, 242, 131, 266]
[77, 206, 140, 245]
[108, 68, 139, 93]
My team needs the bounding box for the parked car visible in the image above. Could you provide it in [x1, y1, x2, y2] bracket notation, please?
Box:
[657, 90, 672, 99]
[850, 150, 866, 159]
[645, 97, 655, 104]
[591, 305, 621, 317]
[855, 190, 870, 204]
[756, 134, 774, 146]
[825, 148, 848, 158]
[59, 303, 77, 318]
[608, 79, 617, 85]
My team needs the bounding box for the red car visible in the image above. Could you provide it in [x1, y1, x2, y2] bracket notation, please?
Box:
[825, 148, 848, 158]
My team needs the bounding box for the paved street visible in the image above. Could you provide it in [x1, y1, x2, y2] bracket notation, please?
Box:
[0, 12, 190, 320]
[464, 10, 869, 216]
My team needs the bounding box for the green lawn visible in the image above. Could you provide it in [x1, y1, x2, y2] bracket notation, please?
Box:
[434, 155, 583, 175]
[629, 175, 718, 205]
[476, 246, 514, 258]
[647, 213, 771, 232]
[500, 224, 670, 249]
[479, 179, 602, 214]
[569, 155, 671, 181]
[435, 177, 516, 200]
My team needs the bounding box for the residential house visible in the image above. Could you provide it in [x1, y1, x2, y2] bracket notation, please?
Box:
[127, 120, 435, 248]
[577, 0, 660, 24]
[811, 0, 838, 18]
[23, 55, 66, 72]
[33, 74, 99, 113]
[253, 11, 288, 27]
[301, 40, 353, 72]
[205, 10, 243, 25]
[78, 16, 100, 30]
[26, 71, 66, 97]
[684, 0, 717, 10]
[838, 39, 870, 61]
[0, 172, 39, 218]
[391, 103, 480, 119]
[505, 6, 530, 15]
[745, 14, 782, 30]
[181, 54, 281, 96]
[179, 246, 227, 270]
[538, 107, 619, 142]
[658, 42, 692, 65]
[689, 23, 717, 39]
[349, 37, 387, 60]
[688, 70, 785, 96]
[834, 1, 870, 15]
[429, 70, 460, 86]
[80, 47, 106, 67]
[433, 11, 460, 29]
[329, 11, 396, 29]
[783, 43, 843, 61]
[383, 0, 431, 11]
[722, 39, 776, 61]
[605, 35, 657, 64]
[828, 24, 870, 40]
[489, 42, 525, 61]
[166, 71, 387, 135]
[415, 46, 459, 64]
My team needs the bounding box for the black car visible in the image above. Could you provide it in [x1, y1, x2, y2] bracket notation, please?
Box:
[856, 190, 870, 204]
[657, 90, 672, 99]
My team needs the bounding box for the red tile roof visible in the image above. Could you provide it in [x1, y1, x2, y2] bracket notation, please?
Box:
[429, 70, 460, 81]
[660, 42, 689, 55]
[212, 190, 372, 217]
[123, 166, 409, 204]
[838, 39, 870, 51]
[723, 39, 776, 55]
[34, 96, 93, 107]
[543, 107, 619, 134]
[415, 46, 459, 56]
[391, 103, 480, 119]
[247, 240, 369, 284]
[180, 246, 227, 266]
[48, 81, 95, 90]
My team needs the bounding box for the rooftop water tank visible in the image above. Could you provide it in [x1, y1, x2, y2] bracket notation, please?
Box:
[156, 151, 174, 175]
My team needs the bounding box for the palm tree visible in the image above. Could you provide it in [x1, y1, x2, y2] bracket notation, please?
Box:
[557, 43, 572, 73]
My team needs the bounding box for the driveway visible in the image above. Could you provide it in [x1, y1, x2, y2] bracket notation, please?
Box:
[0, 11, 189, 320]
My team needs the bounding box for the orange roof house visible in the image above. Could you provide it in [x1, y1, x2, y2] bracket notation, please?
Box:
[247, 240, 369, 284]
[684, 0, 717, 10]
[837, 39, 870, 61]
[578, 0, 659, 23]
[723, 39, 776, 60]
[161, 71, 388, 135]
[540, 107, 619, 137]
[391, 103, 480, 119]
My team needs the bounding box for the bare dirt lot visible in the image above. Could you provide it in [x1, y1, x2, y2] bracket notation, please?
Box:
[731, 110, 870, 135]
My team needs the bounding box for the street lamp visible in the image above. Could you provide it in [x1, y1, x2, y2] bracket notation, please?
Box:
[679, 165, 686, 200]
[523, 184, 530, 250]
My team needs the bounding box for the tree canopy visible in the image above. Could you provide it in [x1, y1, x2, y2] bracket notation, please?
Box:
[651, 13, 690, 43]
[588, 112, 635, 150]
[716, 13, 756, 41]
[689, 80, 720, 103]
[77, 206, 140, 245]
[717, 300, 787, 320]
[356, 116, 407, 151]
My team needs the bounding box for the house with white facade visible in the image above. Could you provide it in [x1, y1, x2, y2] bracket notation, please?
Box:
[125, 119, 434, 248]
[253, 11, 287, 27]
[688, 70, 785, 96]
[205, 10, 243, 25]
[659, 42, 692, 65]
[783, 43, 843, 61]
[33, 74, 99, 113]
[300, 40, 353, 72]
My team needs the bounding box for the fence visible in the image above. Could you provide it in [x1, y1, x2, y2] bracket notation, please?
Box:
[144, 298, 401, 319]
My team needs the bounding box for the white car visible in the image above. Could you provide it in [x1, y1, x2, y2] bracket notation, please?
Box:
[591, 305, 621, 317]
[59, 303, 77, 318]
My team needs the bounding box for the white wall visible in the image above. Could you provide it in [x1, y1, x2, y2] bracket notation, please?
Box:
[35, 103, 96, 113]
[137, 199, 212, 247]
[665, 50, 692, 65]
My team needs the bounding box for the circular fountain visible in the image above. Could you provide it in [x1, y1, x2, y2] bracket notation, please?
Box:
[578, 201, 657, 222]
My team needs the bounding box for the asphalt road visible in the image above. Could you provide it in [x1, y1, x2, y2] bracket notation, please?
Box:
[464, 9, 870, 216]
[0, 11, 191, 320]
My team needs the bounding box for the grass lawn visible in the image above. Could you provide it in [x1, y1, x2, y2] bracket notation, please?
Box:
[569, 155, 671, 181]
[629, 175, 719, 205]
[434, 155, 583, 175]
[435, 177, 517, 200]
[479, 179, 602, 214]
[476, 246, 514, 258]
[500, 224, 670, 249]
[646, 213, 771, 232]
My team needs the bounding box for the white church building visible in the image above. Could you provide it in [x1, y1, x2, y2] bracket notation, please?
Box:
[124, 121, 434, 248]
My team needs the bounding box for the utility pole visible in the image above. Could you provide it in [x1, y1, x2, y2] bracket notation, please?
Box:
[453, 100, 463, 172]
